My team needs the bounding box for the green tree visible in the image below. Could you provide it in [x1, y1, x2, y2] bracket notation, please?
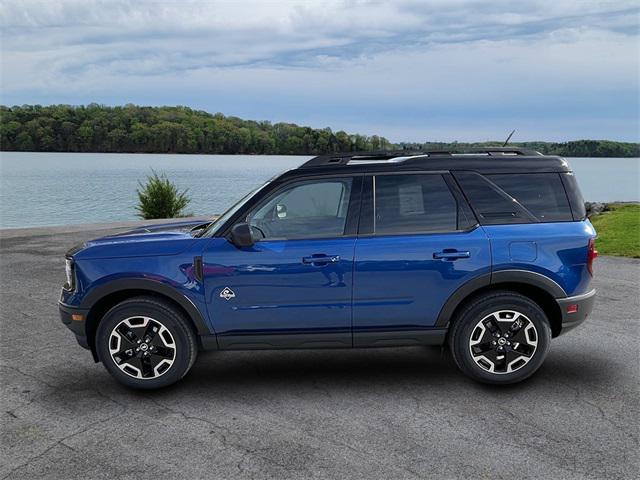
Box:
[136, 170, 191, 219]
[0, 104, 637, 157]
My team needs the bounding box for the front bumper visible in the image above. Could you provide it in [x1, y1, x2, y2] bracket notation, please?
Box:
[59, 302, 90, 349]
[556, 289, 596, 335]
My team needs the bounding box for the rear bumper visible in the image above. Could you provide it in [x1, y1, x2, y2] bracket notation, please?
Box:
[59, 302, 90, 349]
[556, 289, 596, 335]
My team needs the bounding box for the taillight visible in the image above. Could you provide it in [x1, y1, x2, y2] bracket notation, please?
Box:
[587, 238, 598, 276]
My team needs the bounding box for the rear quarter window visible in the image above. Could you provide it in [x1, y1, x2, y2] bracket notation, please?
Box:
[454, 171, 574, 224]
[487, 173, 573, 222]
[560, 172, 587, 220]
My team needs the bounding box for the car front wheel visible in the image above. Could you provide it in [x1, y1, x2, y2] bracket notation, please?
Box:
[449, 291, 552, 384]
[96, 296, 198, 389]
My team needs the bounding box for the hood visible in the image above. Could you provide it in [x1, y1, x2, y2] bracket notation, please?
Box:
[69, 219, 212, 260]
[119, 218, 212, 235]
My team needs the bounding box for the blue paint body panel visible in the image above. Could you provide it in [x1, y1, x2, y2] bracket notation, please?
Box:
[352, 227, 491, 331]
[509, 241, 537, 262]
[487, 220, 596, 296]
[202, 237, 355, 336]
[77, 231, 199, 259]
[61, 232, 214, 333]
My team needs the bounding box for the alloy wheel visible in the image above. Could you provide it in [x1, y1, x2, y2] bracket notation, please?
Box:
[108, 316, 176, 379]
[468, 310, 538, 374]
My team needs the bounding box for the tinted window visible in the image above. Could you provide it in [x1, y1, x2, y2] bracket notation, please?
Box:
[247, 178, 352, 240]
[560, 172, 586, 220]
[373, 174, 469, 234]
[455, 172, 537, 225]
[488, 173, 573, 221]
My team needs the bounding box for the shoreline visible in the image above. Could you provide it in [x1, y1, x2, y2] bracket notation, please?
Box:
[0, 217, 211, 239]
[2, 151, 640, 159]
[2, 201, 638, 234]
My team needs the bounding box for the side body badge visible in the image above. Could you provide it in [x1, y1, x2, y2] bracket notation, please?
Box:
[220, 287, 236, 301]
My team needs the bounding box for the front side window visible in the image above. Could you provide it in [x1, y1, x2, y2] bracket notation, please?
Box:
[247, 178, 353, 240]
[373, 174, 470, 234]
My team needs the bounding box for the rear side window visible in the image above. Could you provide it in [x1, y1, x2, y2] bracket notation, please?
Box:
[373, 174, 473, 234]
[487, 174, 573, 222]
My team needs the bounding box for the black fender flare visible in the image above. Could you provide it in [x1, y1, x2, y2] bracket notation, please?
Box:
[81, 278, 210, 335]
[435, 270, 567, 327]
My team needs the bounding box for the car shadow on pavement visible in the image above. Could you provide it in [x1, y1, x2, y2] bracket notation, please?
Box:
[115, 345, 615, 398]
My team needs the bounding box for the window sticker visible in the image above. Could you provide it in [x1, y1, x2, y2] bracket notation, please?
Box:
[398, 184, 425, 216]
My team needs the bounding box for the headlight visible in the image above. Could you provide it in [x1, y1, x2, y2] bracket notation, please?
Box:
[64, 258, 75, 291]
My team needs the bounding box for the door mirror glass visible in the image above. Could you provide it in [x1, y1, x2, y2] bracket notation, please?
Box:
[229, 222, 254, 248]
[276, 204, 287, 219]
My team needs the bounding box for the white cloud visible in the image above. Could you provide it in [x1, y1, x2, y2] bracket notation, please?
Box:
[1, 0, 638, 141]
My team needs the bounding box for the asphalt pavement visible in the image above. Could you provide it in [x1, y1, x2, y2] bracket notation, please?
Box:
[1, 222, 638, 479]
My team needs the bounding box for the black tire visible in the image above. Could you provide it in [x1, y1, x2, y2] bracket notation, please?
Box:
[448, 291, 551, 385]
[96, 296, 198, 389]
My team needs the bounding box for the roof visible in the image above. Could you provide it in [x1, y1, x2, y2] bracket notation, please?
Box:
[287, 148, 571, 177]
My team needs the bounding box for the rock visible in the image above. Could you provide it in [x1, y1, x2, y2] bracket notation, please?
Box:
[585, 202, 608, 216]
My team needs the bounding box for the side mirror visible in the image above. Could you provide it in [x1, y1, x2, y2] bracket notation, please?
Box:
[229, 222, 254, 248]
[276, 204, 287, 219]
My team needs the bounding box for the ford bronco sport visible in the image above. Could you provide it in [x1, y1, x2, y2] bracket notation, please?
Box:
[59, 148, 597, 389]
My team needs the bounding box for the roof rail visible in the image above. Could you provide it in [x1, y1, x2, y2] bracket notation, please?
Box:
[301, 147, 543, 168]
[301, 150, 449, 168]
[469, 147, 543, 156]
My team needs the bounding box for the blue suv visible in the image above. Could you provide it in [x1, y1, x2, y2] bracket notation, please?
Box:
[59, 148, 597, 389]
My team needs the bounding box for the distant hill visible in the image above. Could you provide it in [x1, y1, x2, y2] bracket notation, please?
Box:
[1, 104, 638, 157]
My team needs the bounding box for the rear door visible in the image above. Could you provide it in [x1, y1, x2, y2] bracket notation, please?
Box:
[352, 172, 491, 346]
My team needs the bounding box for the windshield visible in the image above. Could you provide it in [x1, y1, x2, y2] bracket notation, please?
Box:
[200, 182, 270, 237]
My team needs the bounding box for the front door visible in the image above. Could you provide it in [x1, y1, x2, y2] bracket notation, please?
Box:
[352, 173, 491, 346]
[203, 176, 361, 349]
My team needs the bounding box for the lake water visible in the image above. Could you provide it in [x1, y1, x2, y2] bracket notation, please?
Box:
[0, 152, 638, 229]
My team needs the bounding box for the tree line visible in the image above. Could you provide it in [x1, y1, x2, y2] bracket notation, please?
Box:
[0, 104, 391, 155]
[397, 140, 640, 158]
[1, 104, 638, 157]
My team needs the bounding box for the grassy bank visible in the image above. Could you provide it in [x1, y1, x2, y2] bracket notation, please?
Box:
[590, 204, 640, 258]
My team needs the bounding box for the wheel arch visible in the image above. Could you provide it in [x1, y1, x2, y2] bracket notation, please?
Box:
[437, 271, 565, 337]
[82, 279, 210, 361]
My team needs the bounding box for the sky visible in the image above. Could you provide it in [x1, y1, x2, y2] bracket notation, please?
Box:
[1, 0, 639, 143]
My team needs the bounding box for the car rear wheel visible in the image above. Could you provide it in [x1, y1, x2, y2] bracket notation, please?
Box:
[96, 296, 197, 389]
[449, 291, 551, 384]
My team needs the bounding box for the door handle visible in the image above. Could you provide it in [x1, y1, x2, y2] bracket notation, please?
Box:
[302, 255, 340, 265]
[433, 250, 470, 260]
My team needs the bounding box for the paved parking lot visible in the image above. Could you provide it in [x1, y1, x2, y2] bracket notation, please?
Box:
[1, 223, 638, 479]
